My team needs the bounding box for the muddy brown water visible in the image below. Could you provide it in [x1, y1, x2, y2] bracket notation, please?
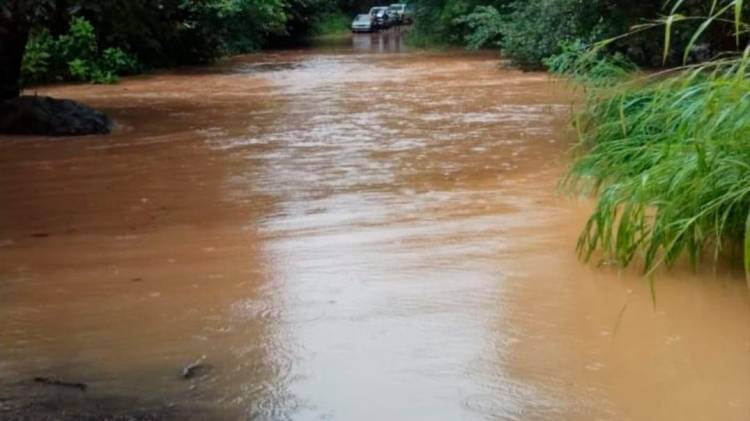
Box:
[1, 33, 748, 420]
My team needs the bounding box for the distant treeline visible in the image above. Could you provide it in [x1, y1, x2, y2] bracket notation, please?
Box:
[409, 0, 747, 68]
[17, 0, 340, 84]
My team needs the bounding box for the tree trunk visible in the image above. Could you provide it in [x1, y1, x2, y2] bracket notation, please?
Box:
[0, 0, 29, 101]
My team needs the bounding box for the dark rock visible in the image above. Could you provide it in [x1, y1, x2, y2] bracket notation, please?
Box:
[0, 95, 112, 136]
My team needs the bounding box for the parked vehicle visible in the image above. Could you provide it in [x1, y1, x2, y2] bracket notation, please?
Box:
[388, 4, 406, 24]
[369, 7, 392, 29]
[351, 14, 374, 33]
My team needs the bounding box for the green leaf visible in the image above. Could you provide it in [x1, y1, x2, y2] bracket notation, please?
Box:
[662, 14, 685, 64]
[735, 0, 743, 46]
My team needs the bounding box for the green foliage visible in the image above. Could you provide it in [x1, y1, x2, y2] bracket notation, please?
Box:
[20, 30, 54, 83]
[497, 0, 598, 68]
[22, 17, 138, 85]
[410, 0, 512, 47]
[100, 48, 139, 75]
[494, 0, 657, 68]
[562, 0, 750, 278]
[545, 40, 636, 85]
[58, 15, 97, 59]
[411, 0, 748, 67]
[454, 5, 504, 49]
[20, 0, 346, 86]
[311, 11, 351, 36]
[173, 0, 290, 60]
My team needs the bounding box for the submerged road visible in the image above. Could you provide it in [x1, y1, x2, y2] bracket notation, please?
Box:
[1, 33, 749, 420]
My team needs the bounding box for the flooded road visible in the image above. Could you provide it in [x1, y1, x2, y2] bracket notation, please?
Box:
[1, 34, 749, 420]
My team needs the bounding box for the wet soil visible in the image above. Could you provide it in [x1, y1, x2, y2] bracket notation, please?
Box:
[1, 33, 748, 420]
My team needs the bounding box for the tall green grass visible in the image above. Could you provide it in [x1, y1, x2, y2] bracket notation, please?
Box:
[560, 0, 750, 284]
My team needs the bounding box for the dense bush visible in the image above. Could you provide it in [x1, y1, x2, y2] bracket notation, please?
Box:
[57, 0, 292, 65]
[497, 0, 604, 68]
[454, 5, 504, 50]
[412, 0, 745, 68]
[544, 40, 636, 85]
[558, 0, 750, 281]
[566, 59, 750, 279]
[22, 17, 138, 85]
[19, 0, 348, 86]
[409, 0, 512, 47]
[410, 0, 637, 64]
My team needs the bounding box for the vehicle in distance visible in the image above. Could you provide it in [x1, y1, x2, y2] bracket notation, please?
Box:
[388, 4, 406, 24]
[351, 14, 374, 32]
[369, 6, 392, 29]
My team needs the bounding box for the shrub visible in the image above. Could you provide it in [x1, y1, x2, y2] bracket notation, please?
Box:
[20, 0, 341, 83]
[562, 0, 750, 283]
[567, 65, 750, 278]
[21, 30, 55, 84]
[409, 0, 513, 47]
[22, 17, 139, 85]
[58, 16, 97, 61]
[100, 47, 139, 75]
[454, 5, 504, 49]
[497, 0, 609, 68]
[544, 40, 636, 85]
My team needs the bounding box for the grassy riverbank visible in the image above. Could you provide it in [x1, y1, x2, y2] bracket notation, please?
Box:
[550, 1, 750, 281]
[560, 51, 750, 278]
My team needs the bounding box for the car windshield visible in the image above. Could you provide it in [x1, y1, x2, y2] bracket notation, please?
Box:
[355, 14, 370, 21]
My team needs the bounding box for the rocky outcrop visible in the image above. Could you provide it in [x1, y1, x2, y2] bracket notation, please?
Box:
[0, 96, 112, 136]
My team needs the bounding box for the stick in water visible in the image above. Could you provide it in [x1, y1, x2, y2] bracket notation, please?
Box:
[33, 376, 87, 391]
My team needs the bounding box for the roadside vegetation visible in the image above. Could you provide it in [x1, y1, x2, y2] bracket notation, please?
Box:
[22, 17, 138, 85]
[411, 0, 750, 280]
[6, 0, 360, 89]
[556, 1, 750, 284]
[410, 1, 736, 68]
[311, 11, 353, 36]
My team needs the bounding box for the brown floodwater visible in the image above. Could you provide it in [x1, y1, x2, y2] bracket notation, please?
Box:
[1, 33, 749, 420]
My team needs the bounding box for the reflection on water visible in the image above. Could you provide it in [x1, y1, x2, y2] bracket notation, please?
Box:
[0, 36, 748, 420]
[303, 28, 410, 53]
[351, 29, 408, 53]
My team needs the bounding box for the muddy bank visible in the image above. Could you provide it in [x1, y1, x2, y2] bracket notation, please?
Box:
[1, 33, 748, 420]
